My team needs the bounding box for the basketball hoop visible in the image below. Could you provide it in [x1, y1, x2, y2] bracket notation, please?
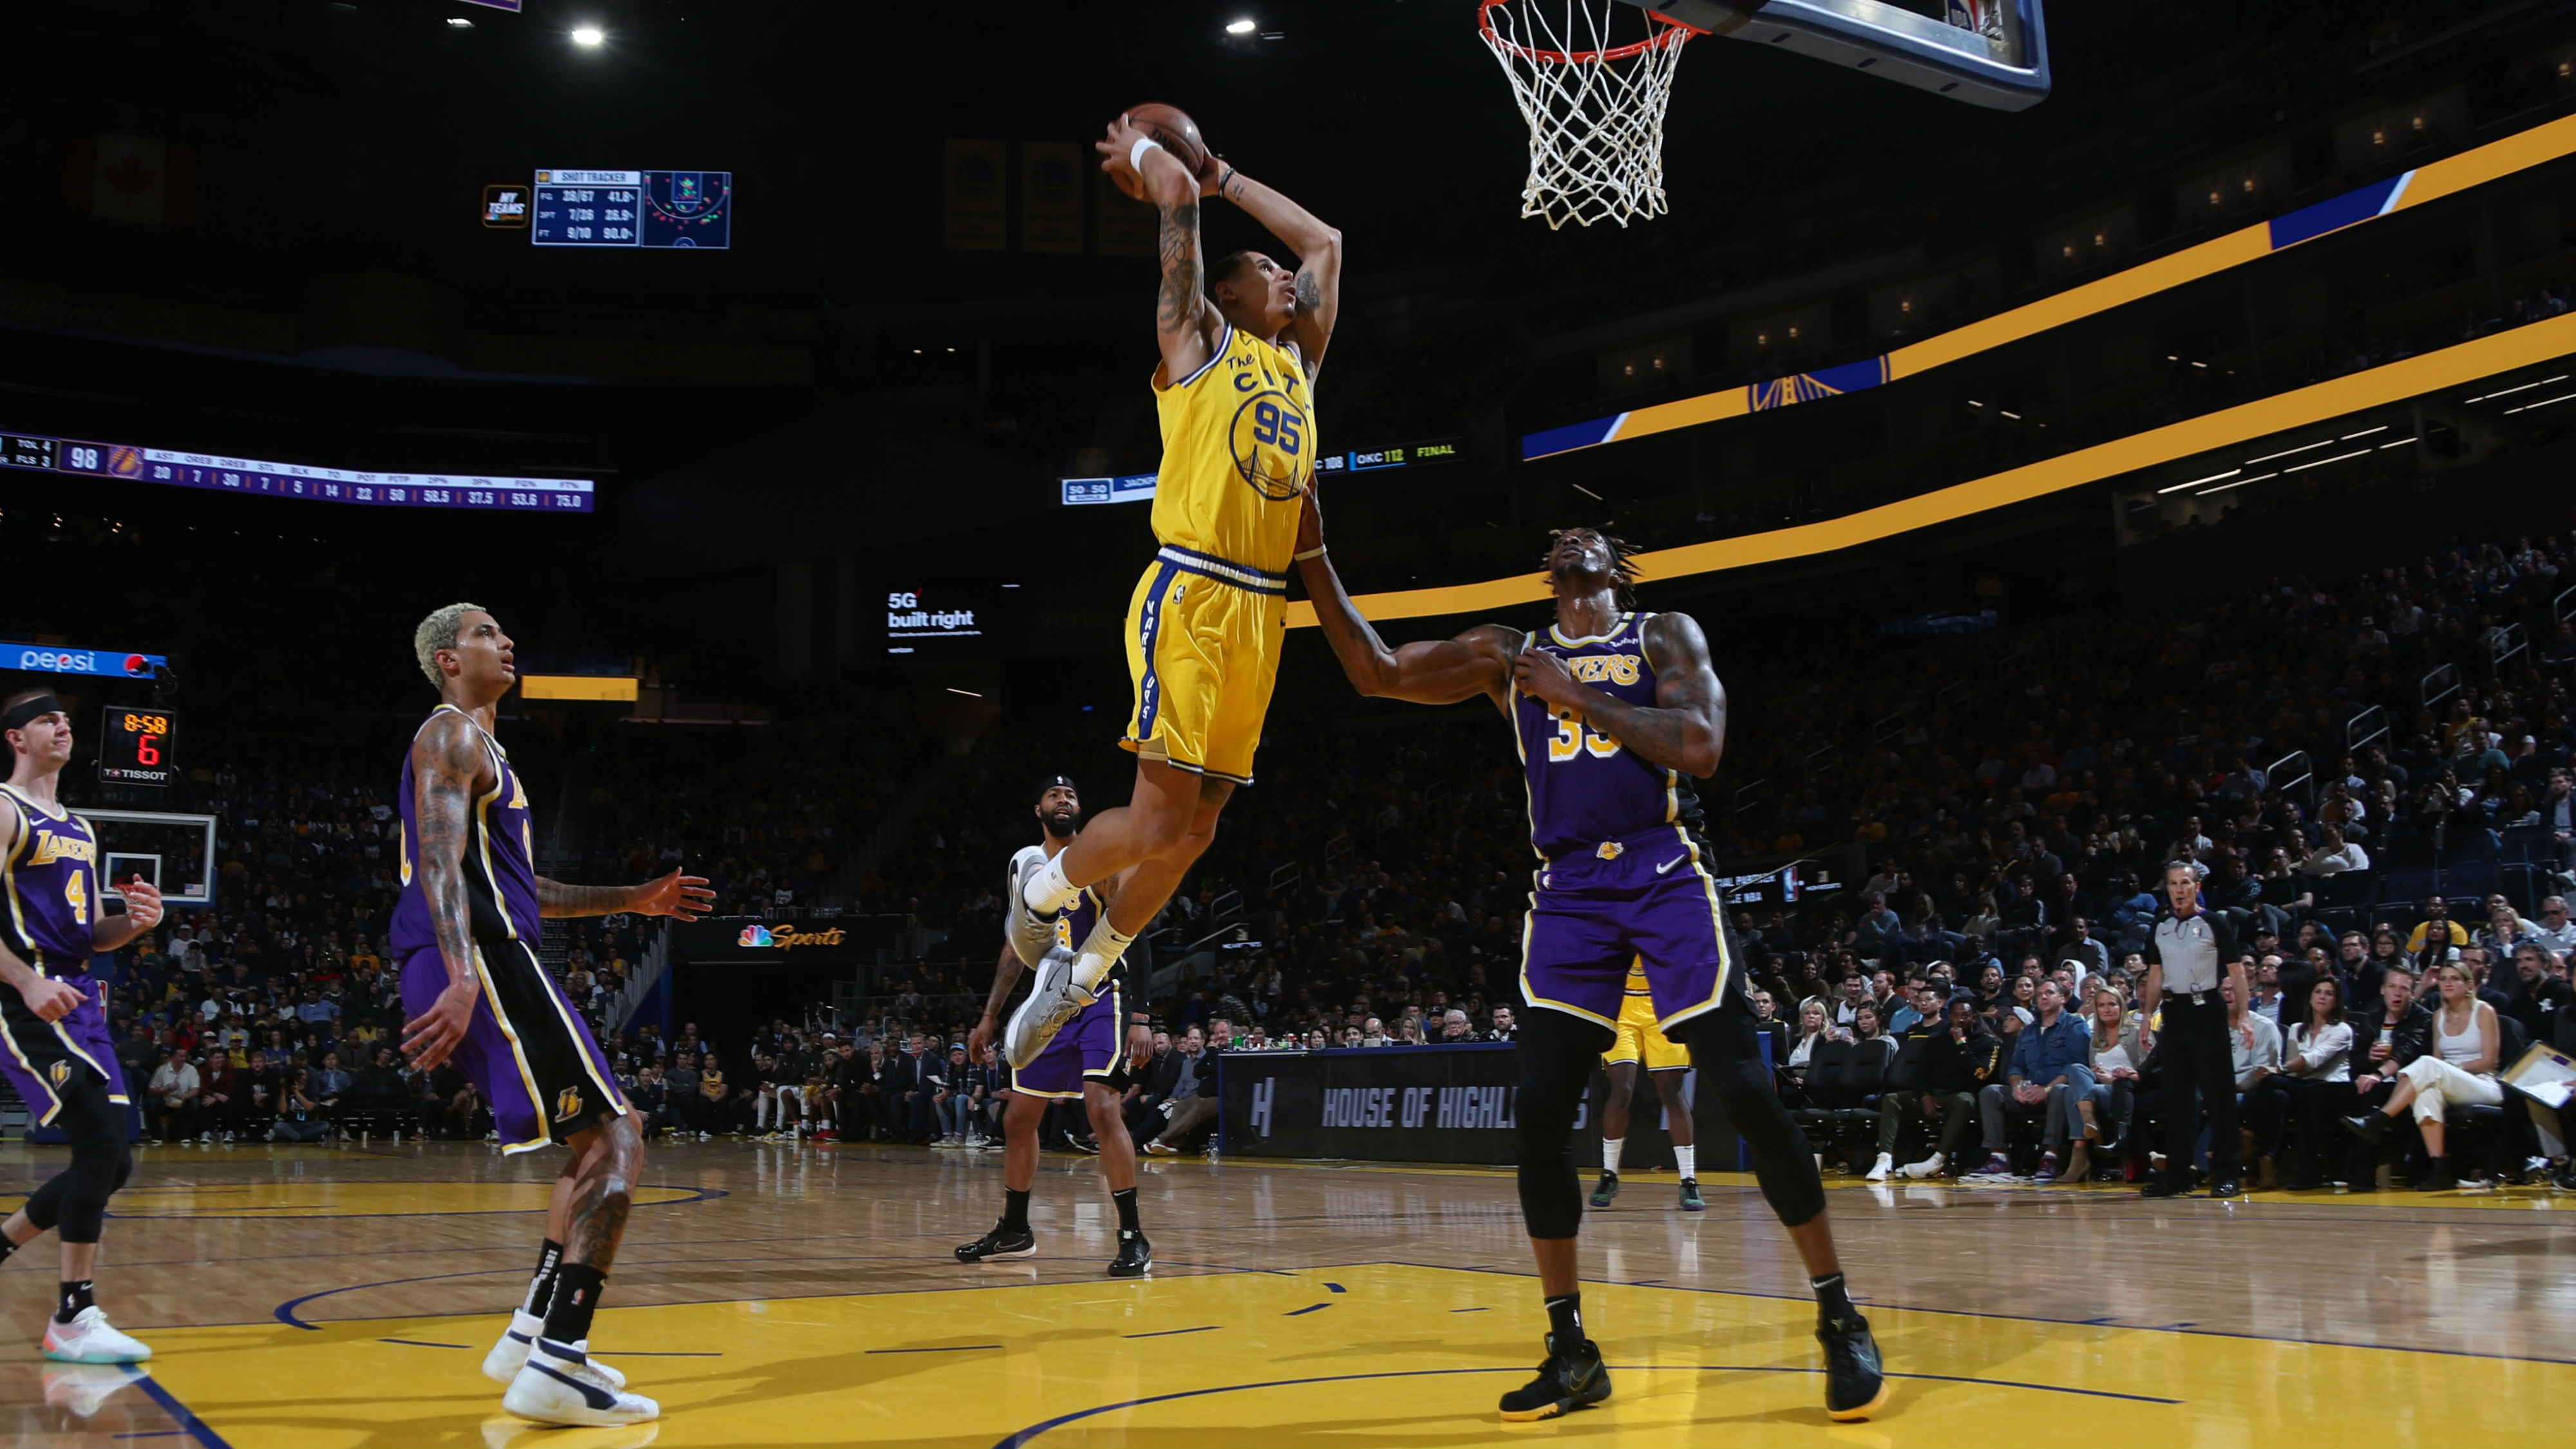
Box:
[1479, 0, 1700, 229]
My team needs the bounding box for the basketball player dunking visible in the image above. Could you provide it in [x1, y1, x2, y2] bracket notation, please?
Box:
[0, 690, 161, 1366]
[1294, 512, 1889, 1423]
[957, 776, 1157, 1276]
[1003, 113, 1343, 1068]
[397, 604, 712, 1428]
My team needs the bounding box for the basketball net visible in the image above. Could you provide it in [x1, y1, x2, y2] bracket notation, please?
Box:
[1479, 0, 1698, 229]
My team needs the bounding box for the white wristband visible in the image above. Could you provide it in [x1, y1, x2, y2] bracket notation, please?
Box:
[1294, 544, 1326, 561]
[1130, 136, 1165, 173]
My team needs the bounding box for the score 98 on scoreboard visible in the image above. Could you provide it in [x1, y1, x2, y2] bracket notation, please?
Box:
[531, 169, 732, 249]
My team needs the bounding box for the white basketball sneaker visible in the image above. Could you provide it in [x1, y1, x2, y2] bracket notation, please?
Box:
[1003, 846, 1061, 970]
[41, 1307, 151, 1364]
[1005, 945, 1093, 1069]
[502, 1338, 658, 1427]
[1902, 1151, 1948, 1180]
[484, 1309, 625, 1388]
[1864, 1153, 1893, 1183]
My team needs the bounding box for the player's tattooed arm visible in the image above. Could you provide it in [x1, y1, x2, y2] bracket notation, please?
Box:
[981, 942, 1027, 1025]
[1516, 611, 1727, 778]
[1215, 168, 1342, 378]
[1293, 491, 1515, 708]
[401, 712, 490, 1069]
[1101, 114, 1218, 382]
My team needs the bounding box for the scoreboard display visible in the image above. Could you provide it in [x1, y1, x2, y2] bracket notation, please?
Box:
[532, 169, 732, 249]
[0, 429, 592, 513]
[100, 708, 178, 788]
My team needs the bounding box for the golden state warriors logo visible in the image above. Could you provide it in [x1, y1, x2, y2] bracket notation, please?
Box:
[557, 1086, 584, 1121]
[1227, 388, 1311, 500]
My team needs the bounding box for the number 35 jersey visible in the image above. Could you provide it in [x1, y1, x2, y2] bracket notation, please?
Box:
[1511, 612, 1703, 860]
[1151, 324, 1313, 578]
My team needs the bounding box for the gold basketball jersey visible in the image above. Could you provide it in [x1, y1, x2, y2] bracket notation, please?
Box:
[1151, 323, 1314, 574]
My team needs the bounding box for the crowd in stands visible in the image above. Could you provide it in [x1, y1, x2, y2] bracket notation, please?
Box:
[20, 525, 2571, 1191]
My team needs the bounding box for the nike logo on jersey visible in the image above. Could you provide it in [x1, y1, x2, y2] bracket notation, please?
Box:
[1654, 855, 1687, 875]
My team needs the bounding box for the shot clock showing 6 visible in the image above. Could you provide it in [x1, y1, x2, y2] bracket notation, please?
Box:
[100, 707, 179, 788]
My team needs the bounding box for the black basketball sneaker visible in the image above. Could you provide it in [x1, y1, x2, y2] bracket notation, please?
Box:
[1107, 1228, 1152, 1278]
[1497, 1334, 1611, 1422]
[1817, 1312, 1890, 1421]
[955, 1224, 1037, 1264]
[1587, 1172, 1620, 1208]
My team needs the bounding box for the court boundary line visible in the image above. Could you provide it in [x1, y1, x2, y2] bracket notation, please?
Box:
[1350, 1259, 2576, 1368]
[126, 1368, 235, 1449]
[989, 1363, 2185, 1448]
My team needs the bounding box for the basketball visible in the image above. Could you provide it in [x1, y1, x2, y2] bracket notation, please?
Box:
[1115, 102, 1211, 197]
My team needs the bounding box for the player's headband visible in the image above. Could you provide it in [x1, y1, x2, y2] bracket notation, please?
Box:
[1, 696, 65, 734]
[1036, 774, 1077, 801]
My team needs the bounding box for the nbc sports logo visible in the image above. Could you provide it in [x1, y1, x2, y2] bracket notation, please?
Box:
[738, 924, 775, 948]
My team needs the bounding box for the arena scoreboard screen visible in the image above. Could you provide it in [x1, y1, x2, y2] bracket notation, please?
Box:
[531, 169, 732, 249]
[100, 707, 178, 788]
[0, 428, 592, 513]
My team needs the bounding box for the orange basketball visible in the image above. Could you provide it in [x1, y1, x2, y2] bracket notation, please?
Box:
[1115, 102, 1211, 198]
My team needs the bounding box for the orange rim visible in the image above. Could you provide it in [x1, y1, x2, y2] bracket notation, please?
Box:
[1478, 0, 1703, 64]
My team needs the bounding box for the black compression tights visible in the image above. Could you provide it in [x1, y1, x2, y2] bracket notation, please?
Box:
[1513, 1001, 1823, 1240]
[21, 1068, 134, 1245]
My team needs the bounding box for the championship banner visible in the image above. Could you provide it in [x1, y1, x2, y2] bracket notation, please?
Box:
[1021, 142, 1084, 254]
[944, 140, 1006, 251]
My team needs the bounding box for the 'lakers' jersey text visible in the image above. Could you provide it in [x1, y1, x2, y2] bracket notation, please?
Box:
[392, 705, 544, 956]
[1511, 612, 1703, 860]
[0, 786, 99, 971]
[1152, 325, 1314, 576]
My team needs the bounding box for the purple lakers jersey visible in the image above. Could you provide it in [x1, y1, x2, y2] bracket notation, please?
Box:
[1511, 612, 1701, 860]
[0, 786, 99, 971]
[1057, 885, 1124, 987]
[392, 705, 543, 956]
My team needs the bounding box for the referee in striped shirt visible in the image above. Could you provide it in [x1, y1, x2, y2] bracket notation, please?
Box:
[2137, 860, 2250, 1199]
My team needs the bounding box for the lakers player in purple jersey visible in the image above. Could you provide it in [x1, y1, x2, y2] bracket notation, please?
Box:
[957, 776, 1157, 1275]
[398, 604, 713, 1428]
[0, 689, 163, 1366]
[1296, 513, 1889, 1424]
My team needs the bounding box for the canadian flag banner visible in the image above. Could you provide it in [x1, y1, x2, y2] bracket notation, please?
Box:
[62, 132, 198, 226]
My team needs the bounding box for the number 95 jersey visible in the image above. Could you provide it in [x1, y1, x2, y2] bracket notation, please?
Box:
[1512, 612, 1702, 861]
[1150, 323, 1313, 580]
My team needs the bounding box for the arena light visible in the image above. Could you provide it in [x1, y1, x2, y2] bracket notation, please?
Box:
[2194, 471, 2275, 496]
[1227, 17, 1258, 33]
[2284, 447, 2373, 473]
[571, 24, 605, 46]
[2240, 437, 2340, 466]
[2159, 468, 2239, 494]
[446, 16, 474, 26]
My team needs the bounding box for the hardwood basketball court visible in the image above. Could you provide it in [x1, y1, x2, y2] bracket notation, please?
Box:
[2, 1137, 2566, 1446]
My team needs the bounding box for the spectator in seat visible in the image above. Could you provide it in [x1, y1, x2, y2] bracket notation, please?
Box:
[2069, 987, 2148, 1181]
[1485, 1007, 1518, 1042]
[629, 1063, 668, 1140]
[148, 1048, 202, 1144]
[1967, 978, 2087, 1181]
[1143, 1022, 1225, 1155]
[699, 1050, 736, 1136]
[2226, 974, 2285, 1181]
[199, 1046, 247, 1142]
[2405, 896, 2469, 970]
[663, 1052, 703, 1137]
[269, 1067, 330, 1143]
[2532, 897, 2576, 960]
[2258, 978, 2353, 1190]
[1439, 1010, 1474, 1042]
[2505, 944, 2572, 1043]
[2298, 826, 2369, 875]
[311, 1050, 351, 1124]
[1780, 1000, 1831, 1102]
[2342, 961, 2503, 1190]
[1870, 997, 2000, 1181]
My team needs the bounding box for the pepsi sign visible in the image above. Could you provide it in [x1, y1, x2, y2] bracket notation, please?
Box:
[7, 644, 167, 679]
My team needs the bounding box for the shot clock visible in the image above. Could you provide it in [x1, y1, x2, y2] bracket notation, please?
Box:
[100, 707, 178, 788]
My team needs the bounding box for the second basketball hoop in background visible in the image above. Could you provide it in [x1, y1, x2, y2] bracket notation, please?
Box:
[1477, 0, 1699, 229]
